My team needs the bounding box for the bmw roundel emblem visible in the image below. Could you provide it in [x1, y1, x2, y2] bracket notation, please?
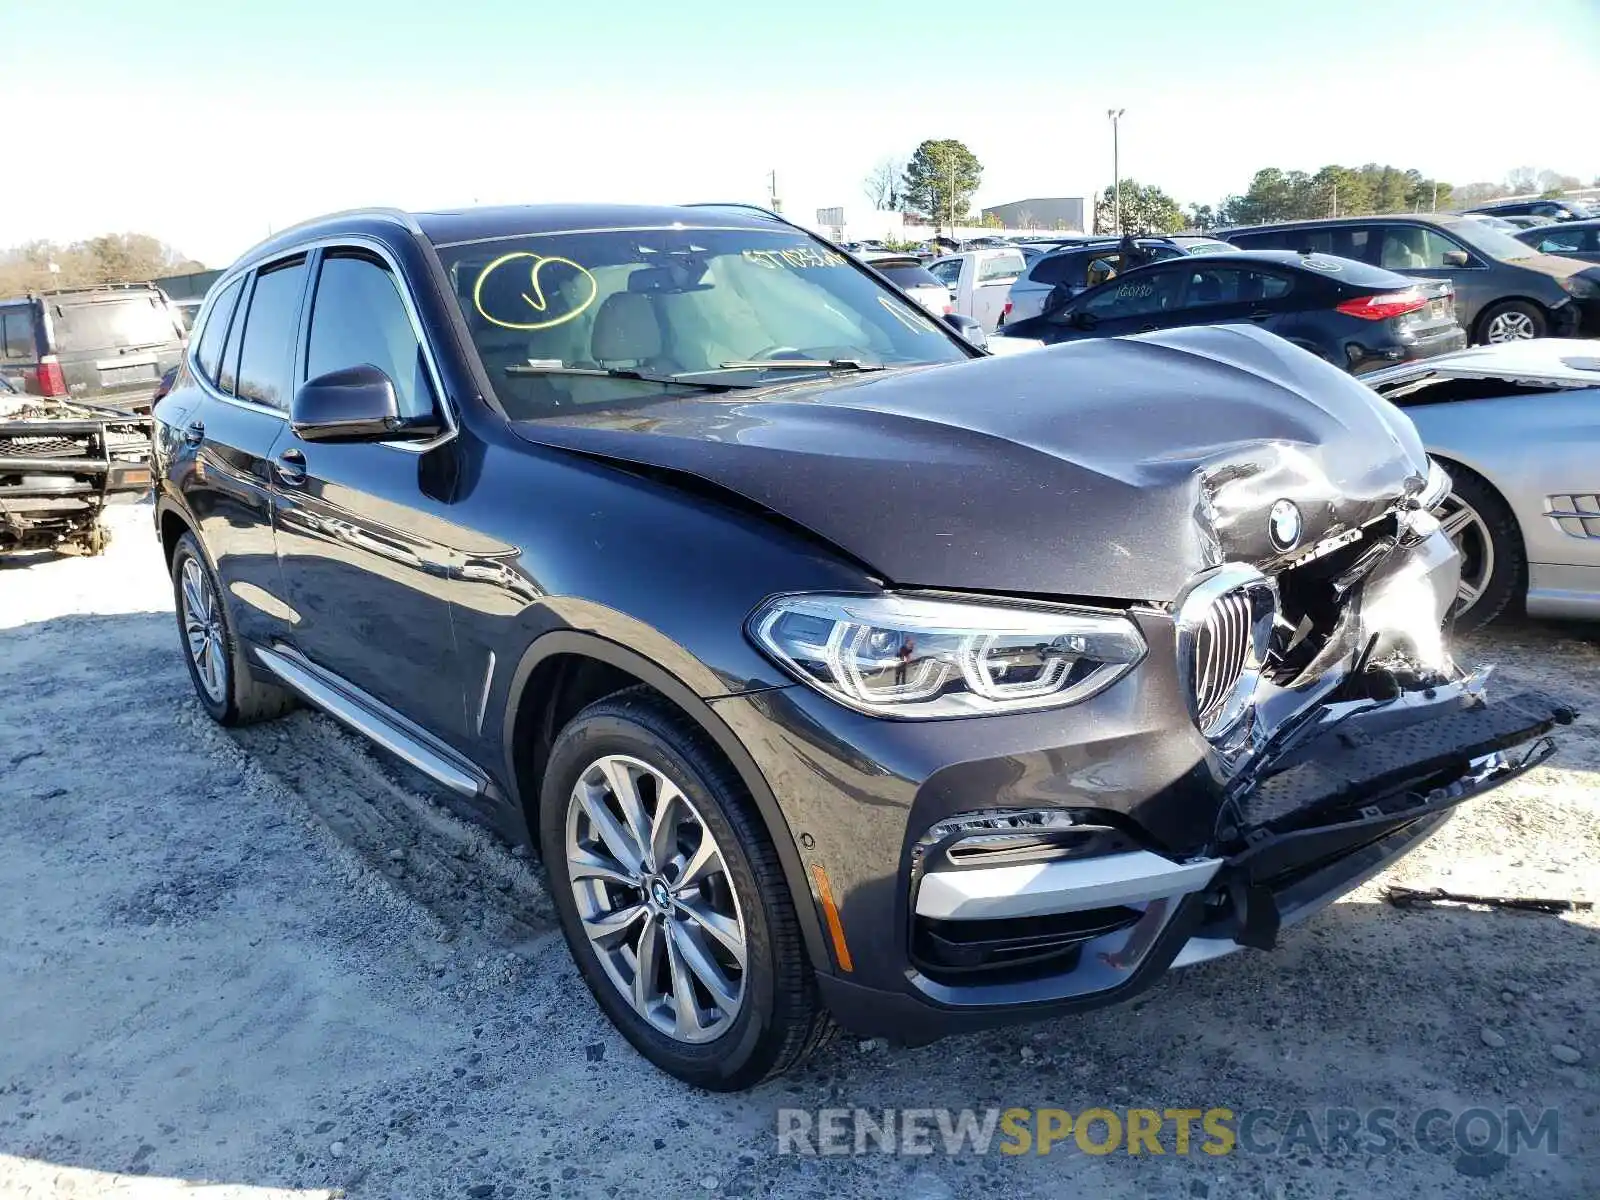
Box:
[1268, 499, 1303, 552]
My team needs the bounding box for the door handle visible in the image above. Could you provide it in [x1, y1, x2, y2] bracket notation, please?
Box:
[274, 448, 307, 486]
[183, 420, 205, 445]
[1248, 310, 1274, 322]
[1138, 323, 1158, 333]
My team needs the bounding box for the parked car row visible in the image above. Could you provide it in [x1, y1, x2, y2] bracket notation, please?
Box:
[1218, 213, 1600, 344]
[999, 250, 1465, 372]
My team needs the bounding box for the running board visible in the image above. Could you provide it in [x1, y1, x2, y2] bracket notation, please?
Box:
[252, 644, 490, 798]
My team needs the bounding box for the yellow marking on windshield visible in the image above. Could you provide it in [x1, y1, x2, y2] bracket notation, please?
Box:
[473, 252, 599, 331]
[877, 295, 935, 334]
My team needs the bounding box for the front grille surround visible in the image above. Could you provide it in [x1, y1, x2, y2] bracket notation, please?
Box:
[1176, 565, 1279, 741]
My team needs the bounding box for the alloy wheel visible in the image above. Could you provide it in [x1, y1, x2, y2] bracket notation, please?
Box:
[565, 754, 748, 1044]
[1484, 311, 1537, 342]
[1436, 495, 1495, 617]
[179, 557, 227, 702]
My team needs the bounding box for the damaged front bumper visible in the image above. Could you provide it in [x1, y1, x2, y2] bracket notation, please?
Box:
[805, 674, 1572, 1043]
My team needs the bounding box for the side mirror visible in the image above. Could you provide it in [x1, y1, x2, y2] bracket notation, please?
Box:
[291, 364, 433, 444]
[1441, 250, 1470, 268]
[1071, 310, 1099, 330]
[943, 312, 988, 348]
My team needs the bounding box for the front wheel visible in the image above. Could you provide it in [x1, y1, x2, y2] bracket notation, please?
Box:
[540, 687, 833, 1089]
[1435, 466, 1524, 632]
[1475, 300, 1546, 344]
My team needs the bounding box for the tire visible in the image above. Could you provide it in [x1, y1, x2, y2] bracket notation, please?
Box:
[1474, 300, 1546, 345]
[539, 686, 833, 1090]
[170, 531, 296, 726]
[1435, 464, 1524, 633]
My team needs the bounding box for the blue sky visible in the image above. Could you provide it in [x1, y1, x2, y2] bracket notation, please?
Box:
[2, 0, 1595, 265]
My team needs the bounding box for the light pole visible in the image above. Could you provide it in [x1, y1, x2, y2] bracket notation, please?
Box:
[1106, 108, 1125, 234]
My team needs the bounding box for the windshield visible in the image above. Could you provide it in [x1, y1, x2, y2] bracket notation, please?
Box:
[53, 294, 183, 353]
[436, 226, 970, 417]
[1444, 219, 1538, 261]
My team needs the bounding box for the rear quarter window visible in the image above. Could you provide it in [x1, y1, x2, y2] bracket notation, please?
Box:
[54, 294, 183, 354]
[2, 309, 34, 359]
[193, 277, 244, 385]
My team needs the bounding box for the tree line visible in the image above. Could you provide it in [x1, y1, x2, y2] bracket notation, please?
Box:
[0, 234, 205, 298]
[863, 142, 1592, 237]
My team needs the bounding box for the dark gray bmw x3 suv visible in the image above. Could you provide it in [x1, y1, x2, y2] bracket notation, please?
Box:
[151, 202, 1570, 1089]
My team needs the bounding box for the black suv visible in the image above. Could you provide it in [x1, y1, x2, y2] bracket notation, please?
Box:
[0, 284, 187, 409]
[152, 203, 1567, 1089]
[1468, 197, 1597, 223]
[1219, 214, 1600, 343]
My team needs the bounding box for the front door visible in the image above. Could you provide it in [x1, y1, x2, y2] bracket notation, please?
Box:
[1374, 224, 1494, 333]
[270, 246, 469, 742]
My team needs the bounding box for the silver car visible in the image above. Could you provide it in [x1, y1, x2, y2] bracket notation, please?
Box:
[1366, 340, 1600, 629]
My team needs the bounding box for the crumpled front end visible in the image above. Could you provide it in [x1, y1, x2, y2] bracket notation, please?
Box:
[730, 474, 1574, 1042]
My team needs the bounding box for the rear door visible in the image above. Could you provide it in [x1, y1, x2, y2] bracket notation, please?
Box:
[1527, 225, 1600, 263]
[1169, 264, 1300, 336]
[46, 290, 186, 407]
[970, 250, 1026, 331]
[178, 261, 306, 648]
[269, 245, 468, 740]
[1373, 224, 1495, 331]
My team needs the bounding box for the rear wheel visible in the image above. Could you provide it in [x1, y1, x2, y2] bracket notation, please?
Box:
[540, 687, 833, 1089]
[1475, 300, 1545, 345]
[1435, 466, 1524, 632]
[170, 532, 296, 725]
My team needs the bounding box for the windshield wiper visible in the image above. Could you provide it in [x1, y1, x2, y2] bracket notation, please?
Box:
[716, 358, 888, 373]
[503, 364, 746, 392]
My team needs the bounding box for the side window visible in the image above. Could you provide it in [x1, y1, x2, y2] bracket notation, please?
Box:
[193, 277, 243, 385]
[1379, 227, 1466, 270]
[306, 252, 433, 421]
[1085, 254, 1124, 287]
[1028, 252, 1084, 287]
[1536, 229, 1590, 254]
[1080, 269, 1182, 318]
[928, 260, 962, 287]
[234, 258, 309, 410]
[2, 310, 33, 359]
[1178, 267, 1244, 308]
[1228, 230, 1285, 251]
[976, 253, 1024, 283]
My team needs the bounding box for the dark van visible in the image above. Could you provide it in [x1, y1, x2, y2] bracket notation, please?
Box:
[0, 285, 187, 409]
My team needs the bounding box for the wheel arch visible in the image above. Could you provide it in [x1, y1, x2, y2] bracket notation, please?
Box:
[1427, 451, 1531, 562]
[156, 497, 198, 569]
[1470, 295, 1557, 343]
[500, 630, 833, 976]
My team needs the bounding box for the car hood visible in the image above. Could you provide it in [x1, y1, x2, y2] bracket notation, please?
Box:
[1508, 250, 1600, 281]
[509, 325, 1431, 602]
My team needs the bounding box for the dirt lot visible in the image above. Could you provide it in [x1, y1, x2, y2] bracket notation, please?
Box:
[1, 502, 1596, 1200]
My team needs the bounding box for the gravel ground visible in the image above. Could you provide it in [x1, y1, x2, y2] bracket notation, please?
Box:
[0, 502, 1596, 1200]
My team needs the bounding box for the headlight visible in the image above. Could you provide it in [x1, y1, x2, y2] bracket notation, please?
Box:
[1556, 274, 1600, 299]
[1417, 457, 1453, 511]
[748, 592, 1146, 718]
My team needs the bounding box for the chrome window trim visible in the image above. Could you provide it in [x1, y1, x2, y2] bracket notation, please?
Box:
[427, 223, 780, 250]
[184, 234, 459, 455]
